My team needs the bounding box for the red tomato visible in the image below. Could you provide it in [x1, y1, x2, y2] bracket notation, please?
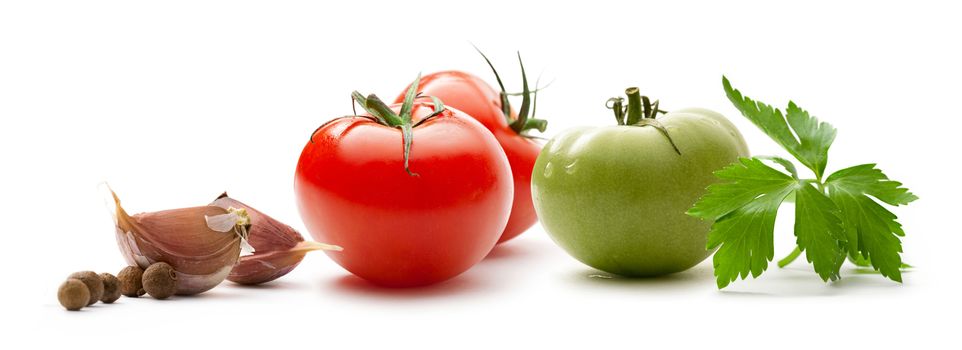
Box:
[397, 71, 542, 243]
[294, 101, 513, 287]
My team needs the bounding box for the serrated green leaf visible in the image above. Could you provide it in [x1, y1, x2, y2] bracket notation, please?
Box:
[825, 164, 918, 205]
[688, 157, 796, 221]
[793, 181, 846, 281]
[785, 102, 836, 178]
[722, 77, 836, 178]
[692, 157, 797, 288]
[723, 77, 799, 154]
[708, 184, 795, 289]
[848, 253, 873, 267]
[757, 156, 799, 179]
[825, 164, 916, 282]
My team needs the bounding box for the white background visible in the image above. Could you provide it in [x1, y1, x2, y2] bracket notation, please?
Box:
[2, 1, 960, 348]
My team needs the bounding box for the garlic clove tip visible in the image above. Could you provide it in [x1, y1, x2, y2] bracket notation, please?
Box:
[293, 240, 343, 253]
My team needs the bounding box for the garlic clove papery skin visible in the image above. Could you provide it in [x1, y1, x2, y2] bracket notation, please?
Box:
[110, 189, 248, 295]
[212, 194, 341, 285]
[212, 194, 302, 252]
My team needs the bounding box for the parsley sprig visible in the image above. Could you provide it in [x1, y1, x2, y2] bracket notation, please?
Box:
[688, 77, 918, 289]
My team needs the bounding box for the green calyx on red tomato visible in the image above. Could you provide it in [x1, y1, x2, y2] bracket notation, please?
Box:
[474, 48, 548, 135]
[340, 74, 444, 176]
[397, 50, 548, 243]
[296, 75, 513, 287]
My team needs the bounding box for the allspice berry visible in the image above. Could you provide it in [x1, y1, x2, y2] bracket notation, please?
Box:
[118, 266, 146, 297]
[68, 271, 104, 306]
[143, 262, 177, 299]
[99, 273, 121, 303]
[58, 278, 90, 311]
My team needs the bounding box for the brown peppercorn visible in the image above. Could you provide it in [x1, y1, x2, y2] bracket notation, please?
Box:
[58, 278, 90, 311]
[118, 266, 145, 297]
[143, 262, 177, 299]
[99, 273, 121, 303]
[68, 271, 104, 306]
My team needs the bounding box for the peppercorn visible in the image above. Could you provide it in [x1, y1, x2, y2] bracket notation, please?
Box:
[118, 266, 145, 297]
[58, 278, 90, 311]
[68, 271, 104, 306]
[143, 262, 177, 299]
[99, 273, 121, 303]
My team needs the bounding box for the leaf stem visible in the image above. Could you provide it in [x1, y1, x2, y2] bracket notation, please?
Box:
[777, 246, 802, 268]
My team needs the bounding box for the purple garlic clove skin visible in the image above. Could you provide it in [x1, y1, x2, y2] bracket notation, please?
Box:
[212, 193, 341, 285]
[109, 187, 250, 295]
[229, 241, 340, 285]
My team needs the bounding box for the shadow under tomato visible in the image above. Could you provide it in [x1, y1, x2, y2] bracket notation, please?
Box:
[319, 236, 552, 300]
[565, 262, 715, 292]
[483, 241, 530, 261]
[323, 273, 485, 300]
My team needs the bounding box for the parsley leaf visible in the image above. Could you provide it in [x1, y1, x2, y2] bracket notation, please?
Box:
[785, 102, 836, 179]
[723, 77, 837, 178]
[825, 164, 918, 282]
[689, 77, 916, 289]
[793, 181, 845, 281]
[688, 157, 796, 221]
[690, 158, 796, 288]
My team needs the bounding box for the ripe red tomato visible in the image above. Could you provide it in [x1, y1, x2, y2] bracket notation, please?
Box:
[294, 97, 513, 287]
[397, 70, 543, 243]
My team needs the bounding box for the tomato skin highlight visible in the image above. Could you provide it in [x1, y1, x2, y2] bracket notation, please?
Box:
[294, 103, 513, 287]
[397, 71, 542, 243]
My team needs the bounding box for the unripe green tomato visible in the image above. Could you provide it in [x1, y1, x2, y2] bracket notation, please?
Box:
[531, 109, 749, 276]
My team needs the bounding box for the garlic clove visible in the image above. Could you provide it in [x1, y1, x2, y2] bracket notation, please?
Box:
[228, 241, 342, 285]
[212, 194, 300, 252]
[212, 193, 341, 285]
[108, 187, 249, 295]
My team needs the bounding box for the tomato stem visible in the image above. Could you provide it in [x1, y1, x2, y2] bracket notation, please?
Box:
[610, 87, 681, 155]
[625, 87, 644, 125]
[350, 74, 426, 176]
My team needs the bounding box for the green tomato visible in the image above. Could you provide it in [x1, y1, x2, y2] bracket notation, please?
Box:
[531, 107, 749, 276]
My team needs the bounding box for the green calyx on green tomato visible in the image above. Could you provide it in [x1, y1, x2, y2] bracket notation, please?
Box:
[531, 88, 749, 277]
